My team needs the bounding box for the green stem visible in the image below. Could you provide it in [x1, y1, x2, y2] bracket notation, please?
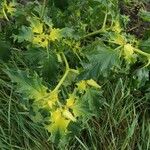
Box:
[54, 53, 69, 91]
[62, 52, 69, 69]
[70, 69, 79, 74]
[81, 28, 105, 39]
[41, 0, 46, 18]
[74, 51, 82, 62]
[133, 48, 150, 58]
[53, 53, 79, 91]
[2, 8, 9, 21]
[46, 45, 49, 59]
[134, 48, 150, 67]
[54, 69, 69, 91]
[81, 11, 108, 39]
[102, 11, 108, 30]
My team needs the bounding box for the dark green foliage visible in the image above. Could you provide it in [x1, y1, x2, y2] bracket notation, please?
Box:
[0, 40, 11, 62]
[0, 0, 150, 149]
[81, 42, 120, 78]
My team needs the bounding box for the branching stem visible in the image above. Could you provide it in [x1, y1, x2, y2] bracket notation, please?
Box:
[133, 48, 150, 67]
[54, 53, 79, 91]
[2, 7, 9, 21]
[82, 28, 105, 39]
[81, 11, 108, 39]
[133, 48, 150, 58]
[54, 53, 69, 91]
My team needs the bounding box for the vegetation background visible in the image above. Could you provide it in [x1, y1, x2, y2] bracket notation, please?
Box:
[0, 0, 150, 149]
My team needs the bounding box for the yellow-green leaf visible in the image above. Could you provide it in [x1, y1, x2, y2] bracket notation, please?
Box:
[123, 44, 134, 62]
[86, 79, 101, 89]
[49, 28, 61, 41]
[28, 17, 43, 34]
[46, 109, 70, 135]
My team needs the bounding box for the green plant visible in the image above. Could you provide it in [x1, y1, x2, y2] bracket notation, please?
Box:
[0, 0, 150, 149]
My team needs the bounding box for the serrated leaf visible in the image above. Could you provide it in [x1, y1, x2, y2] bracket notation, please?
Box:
[45, 108, 70, 143]
[82, 89, 103, 115]
[4, 69, 47, 100]
[139, 38, 150, 54]
[13, 26, 33, 43]
[42, 53, 59, 84]
[28, 17, 43, 34]
[43, 15, 53, 27]
[49, 108, 70, 133]
[24, 47, 47, 64]
[135, 68, 149, 88]
[61, 27, 78, 39]
[66, 94, 92, 121]
[66, 88, 103, 121]
[81, 42, 120, 78]
[24, 47, 59, 84]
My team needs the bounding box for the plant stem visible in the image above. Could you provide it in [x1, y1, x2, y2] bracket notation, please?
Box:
[81, 11, 108, 39]
[54, 53, 69, 91]
[81, 9, 110, 40]
[133, 48, 150, 67]
[102, 11, 108, 30]
[62, 52, 69, 70]
[2, 8, 9, 21]
[54, 53, 79, 91]
[81, 28, 105, 39]
[46, 45, 49, 59]
[54, 69, 69, 91]
[133, 48, 150, 58]
[41, 0, 46, 18]
[70, 69, 79, 74]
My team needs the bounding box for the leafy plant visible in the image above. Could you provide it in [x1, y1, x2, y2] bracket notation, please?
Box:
[0, 0, 150, 149]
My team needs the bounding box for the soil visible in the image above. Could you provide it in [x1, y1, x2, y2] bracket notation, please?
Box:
[119, 1, 150, 39]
